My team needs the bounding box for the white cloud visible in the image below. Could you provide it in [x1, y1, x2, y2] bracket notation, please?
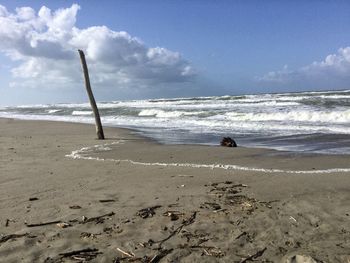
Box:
[15, 7, 36, 21]
[0, 4, 195, 90]
[258, 47, 350, 89]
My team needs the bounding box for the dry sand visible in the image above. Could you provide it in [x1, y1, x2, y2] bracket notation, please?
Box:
[0, 118, 349, 262]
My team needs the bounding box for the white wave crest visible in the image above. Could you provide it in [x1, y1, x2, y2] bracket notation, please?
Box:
[72, 111, 93, 116]
[138, 109, 204, 118]
[225, 109, 350, 123]
[47, 109, 62, 114]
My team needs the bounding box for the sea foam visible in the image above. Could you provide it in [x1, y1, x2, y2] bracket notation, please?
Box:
[2, 89, 350, 154]
[65, 142, 350, 174]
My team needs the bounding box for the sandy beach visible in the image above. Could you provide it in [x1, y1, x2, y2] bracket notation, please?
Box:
[1, 118, 350, 262]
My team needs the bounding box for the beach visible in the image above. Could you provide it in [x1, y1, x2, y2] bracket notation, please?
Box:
[1, 118, 350, 262]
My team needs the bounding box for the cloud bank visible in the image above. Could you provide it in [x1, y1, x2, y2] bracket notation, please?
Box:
[258, 47, 350, 90]
[0, 4, 195, 90]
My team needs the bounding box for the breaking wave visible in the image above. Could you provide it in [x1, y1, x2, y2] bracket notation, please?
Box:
[2, 89, 350, 154]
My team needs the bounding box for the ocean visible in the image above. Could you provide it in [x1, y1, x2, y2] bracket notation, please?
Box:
[1, 90, 350, 155]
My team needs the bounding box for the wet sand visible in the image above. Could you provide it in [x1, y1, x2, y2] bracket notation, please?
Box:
[0, 118, 349, 262]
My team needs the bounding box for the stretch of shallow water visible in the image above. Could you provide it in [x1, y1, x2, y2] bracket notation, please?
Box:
[1, 89, 350, 154]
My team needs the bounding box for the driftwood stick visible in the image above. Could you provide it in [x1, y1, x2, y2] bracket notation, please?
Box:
[178, 244, 216, 250]
[235, 231, 247, 239]
[59, 247, 99, 257]
[116, 247, 135, 258]
[0, 233, 28, 243]
[213, 208, 227, 213]
[82, 212, 115, 223]
[78, 49, 105, 140]
[26, 220, 61, 227]
[99, 199, 116, 203]
[239, 247, 267, 263]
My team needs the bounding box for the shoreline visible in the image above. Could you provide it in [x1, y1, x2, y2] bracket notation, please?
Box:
[1, 118, 350, 262]
[2, 88, 350, 156]
[67, 137, 350, 174]
[2, 116, 350, 158]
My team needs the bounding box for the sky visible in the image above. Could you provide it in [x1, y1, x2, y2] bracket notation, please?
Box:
[0, 0, 350, 106]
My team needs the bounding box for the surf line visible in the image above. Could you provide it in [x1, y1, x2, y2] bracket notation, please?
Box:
[65, 141, 350, 174]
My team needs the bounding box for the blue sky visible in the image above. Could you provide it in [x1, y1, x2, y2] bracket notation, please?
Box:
[0, 0, 350, 105]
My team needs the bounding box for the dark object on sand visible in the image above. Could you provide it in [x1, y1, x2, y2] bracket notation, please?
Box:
[239, 247, 267, 263]
[25, 220, 62, 227]
[69, 205, 82, 209]
[137, 205, 162, 219]
[99, 199, 116, 203]
[220, 137, 237, 147]
[59, 248, 101, 261]
[81, 211, 115, 224]
[0, 233, 29, 243]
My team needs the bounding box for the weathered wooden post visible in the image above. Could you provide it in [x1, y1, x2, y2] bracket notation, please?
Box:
[78, 49, 105, 140]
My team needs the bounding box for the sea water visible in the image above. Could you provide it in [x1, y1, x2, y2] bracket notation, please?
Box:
[1, 89, 350, 154]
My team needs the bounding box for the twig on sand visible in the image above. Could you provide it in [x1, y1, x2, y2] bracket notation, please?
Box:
[81, 212, 115, 224]
[168, 203, 180, 208]
[99, 199, 116, 203]
[69, 205, 82, 209]
[0, 233, 29, 244]
[213, 208, 227, 213]
[26, 220, 62, 227]
[177, 174, 194, 178]
[156, 212, 197, 247]
[59, 248, 99, 257]
[116, 247, 135, 258]
[149, 249, 174, 263]
[219, 183, 248, 188]
[235, 231, 247, 239]
[58, 247, 101, 261]
[239, 247, 267, 263]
